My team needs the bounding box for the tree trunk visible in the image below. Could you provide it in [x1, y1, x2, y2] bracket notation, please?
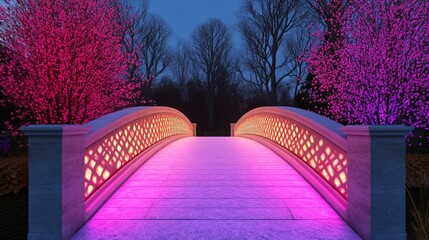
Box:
[270, 76, 278, 105]
[207, 83, 215, 130]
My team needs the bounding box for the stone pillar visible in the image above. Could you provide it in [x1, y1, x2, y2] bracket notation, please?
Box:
[22, 125, 90, 240]
[340, 125, 412, 240]
[230, 123, 235, 136]
[192, 123, 197, 136]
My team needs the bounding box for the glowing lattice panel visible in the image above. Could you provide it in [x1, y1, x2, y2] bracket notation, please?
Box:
[235, 113, 347, 198]
[84, 113, 193, 199]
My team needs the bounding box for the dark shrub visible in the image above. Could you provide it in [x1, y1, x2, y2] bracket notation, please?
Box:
[0, 134, 11, 157]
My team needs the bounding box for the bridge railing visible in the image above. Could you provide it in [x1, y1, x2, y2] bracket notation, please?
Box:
[233, 107, 348, 215]
[83, 107, 194, 216]
[232, 106, 412, 240]
[22, 107, 194, 239]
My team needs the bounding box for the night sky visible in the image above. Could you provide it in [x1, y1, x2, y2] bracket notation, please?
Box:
[148, 0, 242, 46]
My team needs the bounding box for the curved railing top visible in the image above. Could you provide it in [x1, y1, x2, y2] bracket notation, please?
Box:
[85, 106, 193, 147]
[235, 106, 346, 149]
[234, 106, 348, 205]
[83, 106, 193, 200]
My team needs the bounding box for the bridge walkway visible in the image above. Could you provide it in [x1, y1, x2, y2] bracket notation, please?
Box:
[73, 137, 360, 239]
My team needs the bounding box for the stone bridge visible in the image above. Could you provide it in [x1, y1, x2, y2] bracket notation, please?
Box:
[22, 107, 411, 239]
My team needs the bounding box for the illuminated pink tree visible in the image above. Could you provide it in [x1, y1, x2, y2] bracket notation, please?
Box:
[308, 0, 429, 130]
[0, 0, 132, 127]
[112, 0, 151, 107]
[304, 0, 347, 118]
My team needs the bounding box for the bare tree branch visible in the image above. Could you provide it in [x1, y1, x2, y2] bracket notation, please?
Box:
[238, 0, 307, 105]
[190, 18, 232, 129]
[170, 41, 191, 106]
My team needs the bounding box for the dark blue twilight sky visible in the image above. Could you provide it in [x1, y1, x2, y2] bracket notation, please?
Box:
[148, 0, 242, 47]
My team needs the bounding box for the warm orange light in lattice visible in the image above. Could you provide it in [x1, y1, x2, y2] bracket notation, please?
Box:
[235, 113, 348, 198]
[84, 113, 193, 199]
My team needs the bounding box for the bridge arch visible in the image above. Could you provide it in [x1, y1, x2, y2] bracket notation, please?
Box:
[22, 106, 411, 239]
[232, 107, 348, 217]
[22, 106, 195, 239]
[83, 107, 195, 217]
[232, 106, 412, 239]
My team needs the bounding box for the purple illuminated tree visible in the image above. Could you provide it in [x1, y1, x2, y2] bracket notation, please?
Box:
[308, 0, 429, 130]
[0, 0, 134, 129]
[304, 0, 347, 117]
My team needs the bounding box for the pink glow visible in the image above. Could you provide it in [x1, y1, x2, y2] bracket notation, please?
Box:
[73, 137, 359, 239]
[84, 113, 193, 199]
[235, 111, 347, 199]
[307, 0, 429, 131]
[0, 0, 141, 127]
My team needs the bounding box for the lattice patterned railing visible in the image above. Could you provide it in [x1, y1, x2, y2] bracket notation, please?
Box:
[84, 108, 193, 199]
[234, 107, 348, 199]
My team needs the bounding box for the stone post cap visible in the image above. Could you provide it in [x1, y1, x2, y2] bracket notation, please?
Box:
[192, 123, 197, 136]
[230, 123, 236, 136]
[21, 125, 91, 136]
[340, 125, 413, 136]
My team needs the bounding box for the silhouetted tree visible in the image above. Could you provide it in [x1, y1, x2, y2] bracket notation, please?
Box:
[183, 79, 208, 135]
[190, 18, 233, 130]
[238, 0, 307, 105]
[286, 29, 311, 105]
[113, 0, 149, 106]
[141, 15, 172, 100]
[213, 65, 245, 134]
[152, 76, 181, 109]
[170, 41, 192, 108]
[114, 0, 171, 104]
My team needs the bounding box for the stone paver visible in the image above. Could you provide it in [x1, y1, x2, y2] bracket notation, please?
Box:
[73, 137, 360, 239]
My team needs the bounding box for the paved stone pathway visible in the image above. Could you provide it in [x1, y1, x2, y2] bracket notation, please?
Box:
[73, 137, 360, 239]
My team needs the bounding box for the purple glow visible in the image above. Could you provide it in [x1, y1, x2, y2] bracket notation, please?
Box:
[308, 0, 429, 130]
[73, 137, 359, 239]
[84, 112, 193, 199]
[234, 112, 348, 199]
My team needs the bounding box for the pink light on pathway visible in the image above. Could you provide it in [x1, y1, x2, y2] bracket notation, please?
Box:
[73, 137, 359, 239]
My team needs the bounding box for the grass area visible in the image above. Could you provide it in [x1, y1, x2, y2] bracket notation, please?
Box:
[407, 186, 429, 240]
[406, 153, 429, 240]
[407, 154, 429, 188]
[0, 152, 427, 239]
